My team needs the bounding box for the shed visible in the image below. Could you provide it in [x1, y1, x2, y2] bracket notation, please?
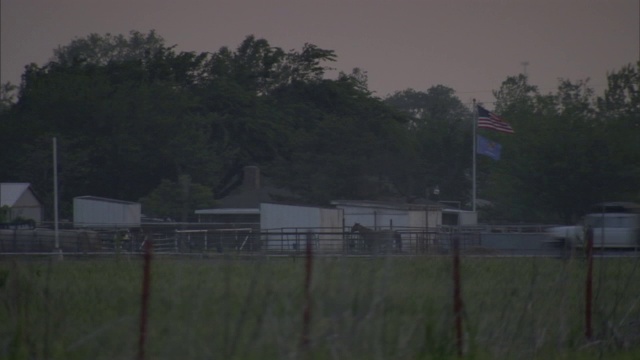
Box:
[73, 196, 141, 228]
[0, 183, 43, 224]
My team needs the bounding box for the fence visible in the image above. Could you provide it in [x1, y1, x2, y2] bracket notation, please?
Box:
[0, 224, 575, 257]
[3, 226, 640, 358]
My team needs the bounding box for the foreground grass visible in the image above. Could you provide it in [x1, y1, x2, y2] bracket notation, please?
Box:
[1, 255, 640, 359]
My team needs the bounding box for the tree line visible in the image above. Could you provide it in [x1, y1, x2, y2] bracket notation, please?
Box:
[0, 31, 638, 224]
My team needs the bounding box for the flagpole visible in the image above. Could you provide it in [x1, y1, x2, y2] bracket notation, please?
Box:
[472, 99, 477, 212]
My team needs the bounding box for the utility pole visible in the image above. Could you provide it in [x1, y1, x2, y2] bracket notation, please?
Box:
[53, 137, 62, 260]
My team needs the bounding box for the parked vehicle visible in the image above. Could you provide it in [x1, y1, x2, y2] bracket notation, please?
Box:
[546, 202, 640, 249]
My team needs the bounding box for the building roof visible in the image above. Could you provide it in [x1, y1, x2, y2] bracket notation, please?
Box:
[195, 208, 260, 215]
[0, 183, 33, 206]
[215, 188, 271, 209]
[331, 199, 441, 211]
[74, 196, 140, 205]
[212, 165, 304, 210]
[589, 202, 640, 214]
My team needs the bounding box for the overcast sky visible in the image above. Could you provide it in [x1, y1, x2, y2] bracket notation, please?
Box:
[1, 0, 638, 104]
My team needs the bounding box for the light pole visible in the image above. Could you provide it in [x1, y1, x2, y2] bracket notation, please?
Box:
[53, 137, 62, 260]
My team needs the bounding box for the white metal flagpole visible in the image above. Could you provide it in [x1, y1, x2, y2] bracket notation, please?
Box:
[472, 99, 477, 212]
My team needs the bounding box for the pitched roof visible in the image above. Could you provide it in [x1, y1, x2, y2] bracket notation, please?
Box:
[74, 196, 140, 205]
[215, 186, 301, 209]
[0, 183, 32, 206]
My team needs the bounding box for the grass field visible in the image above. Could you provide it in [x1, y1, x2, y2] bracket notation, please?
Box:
[1, 254, 640, 359]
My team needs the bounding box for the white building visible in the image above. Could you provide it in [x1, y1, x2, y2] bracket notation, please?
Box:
[0, 183, 43, 224]
[260, 202, 343, 251]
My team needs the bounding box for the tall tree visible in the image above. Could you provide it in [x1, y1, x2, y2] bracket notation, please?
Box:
[269, 74, 412, 204]
[52, 30, 166, 67]
[2, 31, 219, 217]
[486, 71, 640, 223]
[385, 86, 472, 204]
[0, 82, 17, 113]
[200, 36, 339, 197]
[596, 62, 640, 202]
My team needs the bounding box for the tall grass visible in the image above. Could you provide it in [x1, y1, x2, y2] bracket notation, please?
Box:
[1, 255, 640, 359]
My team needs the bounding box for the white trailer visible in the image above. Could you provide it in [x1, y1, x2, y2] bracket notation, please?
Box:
[73, 196, 141, 228]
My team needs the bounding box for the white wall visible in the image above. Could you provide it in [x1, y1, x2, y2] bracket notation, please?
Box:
[458, 211, 478, 226]
[260, 203, 344, 251]
[7, 188, 43, 223]
[74, 197, 141, 228]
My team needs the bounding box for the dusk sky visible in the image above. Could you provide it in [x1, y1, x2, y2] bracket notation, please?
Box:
[1, 0, 638, 104]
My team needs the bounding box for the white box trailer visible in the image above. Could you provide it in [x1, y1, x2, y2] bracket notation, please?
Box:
[73, 196, 141, 228]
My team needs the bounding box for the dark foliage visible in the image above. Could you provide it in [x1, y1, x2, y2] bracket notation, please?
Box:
[1, 31, 638, 223]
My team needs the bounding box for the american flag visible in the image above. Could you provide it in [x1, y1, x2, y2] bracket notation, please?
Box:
[477, 105, 514, 134]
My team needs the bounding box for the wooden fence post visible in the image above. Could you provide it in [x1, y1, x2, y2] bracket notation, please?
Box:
[585, 227, 594, 340]
[300, 230, 314, 349]
[138, 239, 153, 360]
[452, 234, 464, 356]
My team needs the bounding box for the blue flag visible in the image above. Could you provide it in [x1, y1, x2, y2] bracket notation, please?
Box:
[477, 135, 502, 160]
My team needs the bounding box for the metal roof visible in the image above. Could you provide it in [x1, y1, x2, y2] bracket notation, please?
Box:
[74, 196, 140, 205]
[331, 199, 440, 211]
[194, 208, 260, 215]
[589, 202, 640, 214]
[0, 183, 32, 206]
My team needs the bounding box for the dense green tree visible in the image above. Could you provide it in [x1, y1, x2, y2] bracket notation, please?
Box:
[2, 30, 638, 225]
[596, 62, 640, 202]
[1, 31, 219, 218]
[384, 86, 472, 204]
[486, 66, 640, 223]
[52, 30, 166, 67]
[139, 175, 215, 222]
[486, 76, 599, 222]
[200, 36, 339, 197]
[268, 73, 412, 204]
[0, 82, 17, 113]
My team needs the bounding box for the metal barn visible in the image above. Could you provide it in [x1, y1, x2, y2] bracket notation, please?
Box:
[73, 196, 141, 228]
[0, 183, 43, 225]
